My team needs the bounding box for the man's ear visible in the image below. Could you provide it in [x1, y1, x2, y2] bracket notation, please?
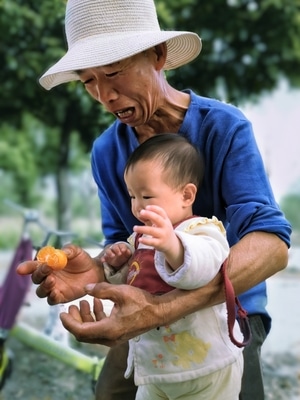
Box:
[153, 43, 167, 70]
[182, 183, 197, 206]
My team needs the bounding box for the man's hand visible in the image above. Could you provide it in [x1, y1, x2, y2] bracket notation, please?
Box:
[60, 282, 161, 346]
[17, 244, 104, 305]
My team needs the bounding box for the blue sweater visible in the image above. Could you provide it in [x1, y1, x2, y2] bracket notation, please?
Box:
[91, 90, 291, 330]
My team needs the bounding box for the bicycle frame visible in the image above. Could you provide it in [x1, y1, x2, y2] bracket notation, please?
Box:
[1, 199, 105, 391]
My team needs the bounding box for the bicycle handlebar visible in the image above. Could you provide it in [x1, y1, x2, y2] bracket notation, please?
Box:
[4, 199, 40, 222]
[4, 199, 103, 249]
[4, 199, 77, 243]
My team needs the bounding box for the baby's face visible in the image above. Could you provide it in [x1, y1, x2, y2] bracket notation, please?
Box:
[124, 160, 187, 226]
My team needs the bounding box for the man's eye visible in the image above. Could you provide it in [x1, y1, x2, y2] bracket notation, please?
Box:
[105, 71, 119, 78]
[83, 78, 93, 85]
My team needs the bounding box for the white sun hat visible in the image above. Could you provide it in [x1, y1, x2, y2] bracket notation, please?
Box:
[39, 0, 202, 90]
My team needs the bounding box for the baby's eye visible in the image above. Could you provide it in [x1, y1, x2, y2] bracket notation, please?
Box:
[143, 196, 152, 199]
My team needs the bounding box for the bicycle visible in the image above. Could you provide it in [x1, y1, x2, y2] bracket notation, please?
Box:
[0, 199, 107, 392]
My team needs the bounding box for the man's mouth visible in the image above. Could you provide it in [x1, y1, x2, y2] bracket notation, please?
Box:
[115, 107, 134, 119]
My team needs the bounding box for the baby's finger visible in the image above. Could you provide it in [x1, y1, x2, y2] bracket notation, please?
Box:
[144, 205, 168, 218]
[139, 208, 167, 226]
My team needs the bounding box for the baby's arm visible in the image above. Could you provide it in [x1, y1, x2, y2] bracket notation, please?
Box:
[155, 217, 230, 290]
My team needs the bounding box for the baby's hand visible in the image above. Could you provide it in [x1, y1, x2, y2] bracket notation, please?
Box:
[101, 242, 132, 270]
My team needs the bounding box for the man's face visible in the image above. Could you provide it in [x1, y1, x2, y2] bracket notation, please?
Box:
[77, 49, 164, 127]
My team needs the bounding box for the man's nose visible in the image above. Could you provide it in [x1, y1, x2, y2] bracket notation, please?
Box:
[96, 81, 118, 104]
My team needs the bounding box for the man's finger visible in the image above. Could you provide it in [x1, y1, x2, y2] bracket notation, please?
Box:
[16, 260, 38, 275]
[85, 282, 122, 303]
[92, 298, 108, 321]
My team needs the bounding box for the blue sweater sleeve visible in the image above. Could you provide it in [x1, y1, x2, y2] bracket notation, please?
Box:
[181, 92, 291, 247]
[218, 117, 290, 245]
[222, 120, 290, 246]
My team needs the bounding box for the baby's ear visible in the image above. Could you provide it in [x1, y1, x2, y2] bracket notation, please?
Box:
[182, 183, 197, 205]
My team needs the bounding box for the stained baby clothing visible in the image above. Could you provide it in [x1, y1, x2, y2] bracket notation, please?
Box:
[123, 217, 243, 385]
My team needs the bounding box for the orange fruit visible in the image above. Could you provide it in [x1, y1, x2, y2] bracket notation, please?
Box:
[36, 246, 68, 270]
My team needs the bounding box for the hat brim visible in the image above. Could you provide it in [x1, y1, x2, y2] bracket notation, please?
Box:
[39, 31, 201, 90]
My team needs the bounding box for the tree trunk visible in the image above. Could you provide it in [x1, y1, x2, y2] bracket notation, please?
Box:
[56, 165, 72, 234]
[55, 116, 73, 235]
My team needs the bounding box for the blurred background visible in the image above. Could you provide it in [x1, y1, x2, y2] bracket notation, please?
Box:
[0, 1, 300, 398]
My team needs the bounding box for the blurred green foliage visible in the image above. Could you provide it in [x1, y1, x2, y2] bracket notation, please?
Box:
[157, 0, 300, 103]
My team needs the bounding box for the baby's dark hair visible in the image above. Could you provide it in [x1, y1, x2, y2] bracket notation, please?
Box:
[125, 134, 204, 189]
